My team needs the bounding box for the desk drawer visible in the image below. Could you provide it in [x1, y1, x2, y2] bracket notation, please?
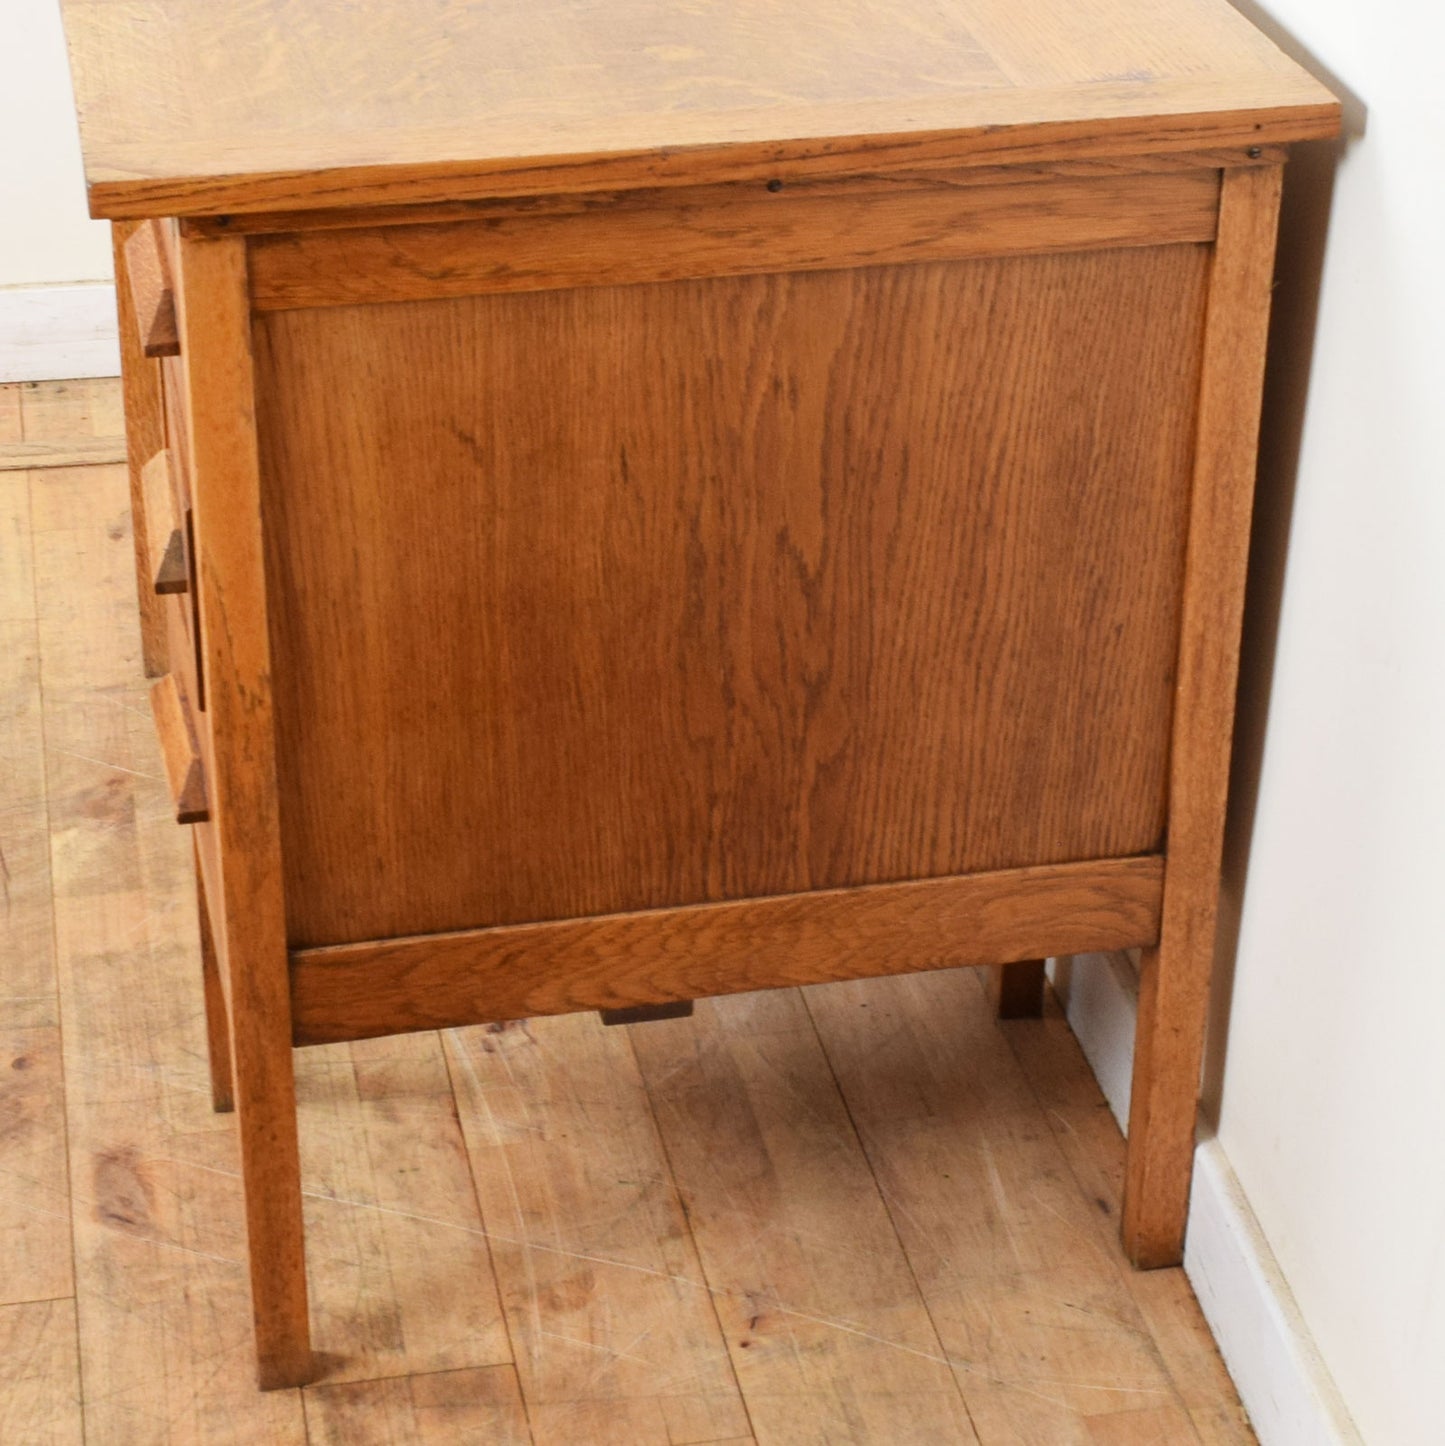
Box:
[149, 669, 209, 826]
[138, 444, 206, 710]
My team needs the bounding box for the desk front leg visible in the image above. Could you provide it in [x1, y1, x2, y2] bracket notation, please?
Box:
[1122, 164, 1284, 1268]
[174, 231, 313, 1388]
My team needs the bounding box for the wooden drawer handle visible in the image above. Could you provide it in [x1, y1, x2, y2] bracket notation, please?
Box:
[149, 673, 209, 824]
[154, 528, 189, 594]
[123, 221, 180, 359]
[142, 447, 191, 596]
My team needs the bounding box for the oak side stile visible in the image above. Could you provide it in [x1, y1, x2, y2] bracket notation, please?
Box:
[1121, 163, 1286, 1267]
[171, 231, 313, 1387]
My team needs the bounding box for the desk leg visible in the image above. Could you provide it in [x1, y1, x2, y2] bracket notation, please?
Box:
[175, 232, 313, 1387]
[987, 959, 1047, 1019]
[1121, 164, 1283, 1268]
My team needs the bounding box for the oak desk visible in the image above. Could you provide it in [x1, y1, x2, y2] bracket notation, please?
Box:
[63, 0, 1339, 1389]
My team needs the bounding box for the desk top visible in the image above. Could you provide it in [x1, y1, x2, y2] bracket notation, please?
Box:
[62, 0, 1339, 220]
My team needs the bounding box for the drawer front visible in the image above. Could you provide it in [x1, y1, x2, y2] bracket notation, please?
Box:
[149, 668, 208, 826]
[138, 441, 206, 712]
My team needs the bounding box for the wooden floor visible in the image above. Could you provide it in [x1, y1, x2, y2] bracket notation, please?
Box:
[0, 377, 1253, 1444]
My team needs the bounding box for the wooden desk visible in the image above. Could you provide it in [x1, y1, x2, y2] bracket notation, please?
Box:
[63, 0, 1339, 1389]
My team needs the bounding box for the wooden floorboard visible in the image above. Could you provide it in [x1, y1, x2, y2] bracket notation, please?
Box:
[303, 1364, 531, 1444]
[296, 1029, 511, 1384]
[998, 989, 1257, 1445]
[805, 970, 1192, 1441]
[34, 413, 307, 1442]
[444, 1010, 751, 1445]
[0, 1298, 83, 1444]
[0, 378, 1254, 1443]
[631, 989, 980, 1444]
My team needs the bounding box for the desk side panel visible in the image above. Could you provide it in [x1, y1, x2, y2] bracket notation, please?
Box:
[254, 246, 1207, 947]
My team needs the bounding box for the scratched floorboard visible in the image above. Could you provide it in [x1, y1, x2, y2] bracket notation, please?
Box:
[3, 378, 1254, 1443]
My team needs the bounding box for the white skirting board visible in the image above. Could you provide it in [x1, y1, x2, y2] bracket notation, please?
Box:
[1050, 952, 1363, 1446]
[0, 282, 120, 383]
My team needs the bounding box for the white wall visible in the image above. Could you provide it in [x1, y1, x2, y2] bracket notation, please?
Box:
[1209, 4, 1445, 1444]
[1, 0, 112, 285]
[0, 0, 117, 380]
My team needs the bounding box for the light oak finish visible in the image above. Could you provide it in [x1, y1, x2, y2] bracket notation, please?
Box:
[58, 0, 1339, 1391]
[290, 857, 1165, 1046]
[2, 383, 1258, 1438]
[247, 168, 1220, 310]
[1122, 164, 1285, 1269]
[170, 236, 311, 1387]
[61, 0, 1336, 218]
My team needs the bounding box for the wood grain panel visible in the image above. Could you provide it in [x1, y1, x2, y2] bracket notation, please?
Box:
[60, 0, 1338, 218]
[289, 857, 1164, 1046]
[247, 169, 1219, 310]
[256, 247, 1207, 946]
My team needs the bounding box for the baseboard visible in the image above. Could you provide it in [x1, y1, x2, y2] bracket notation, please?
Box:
[1050, 952, 1362, 1446]
[0, 283, 120, 383]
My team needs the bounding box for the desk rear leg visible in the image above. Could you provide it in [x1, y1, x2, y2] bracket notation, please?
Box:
[987, 960, 1047, 1019]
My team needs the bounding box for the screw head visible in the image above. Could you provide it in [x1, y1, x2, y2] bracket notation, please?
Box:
[766, 178, 784, 193]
